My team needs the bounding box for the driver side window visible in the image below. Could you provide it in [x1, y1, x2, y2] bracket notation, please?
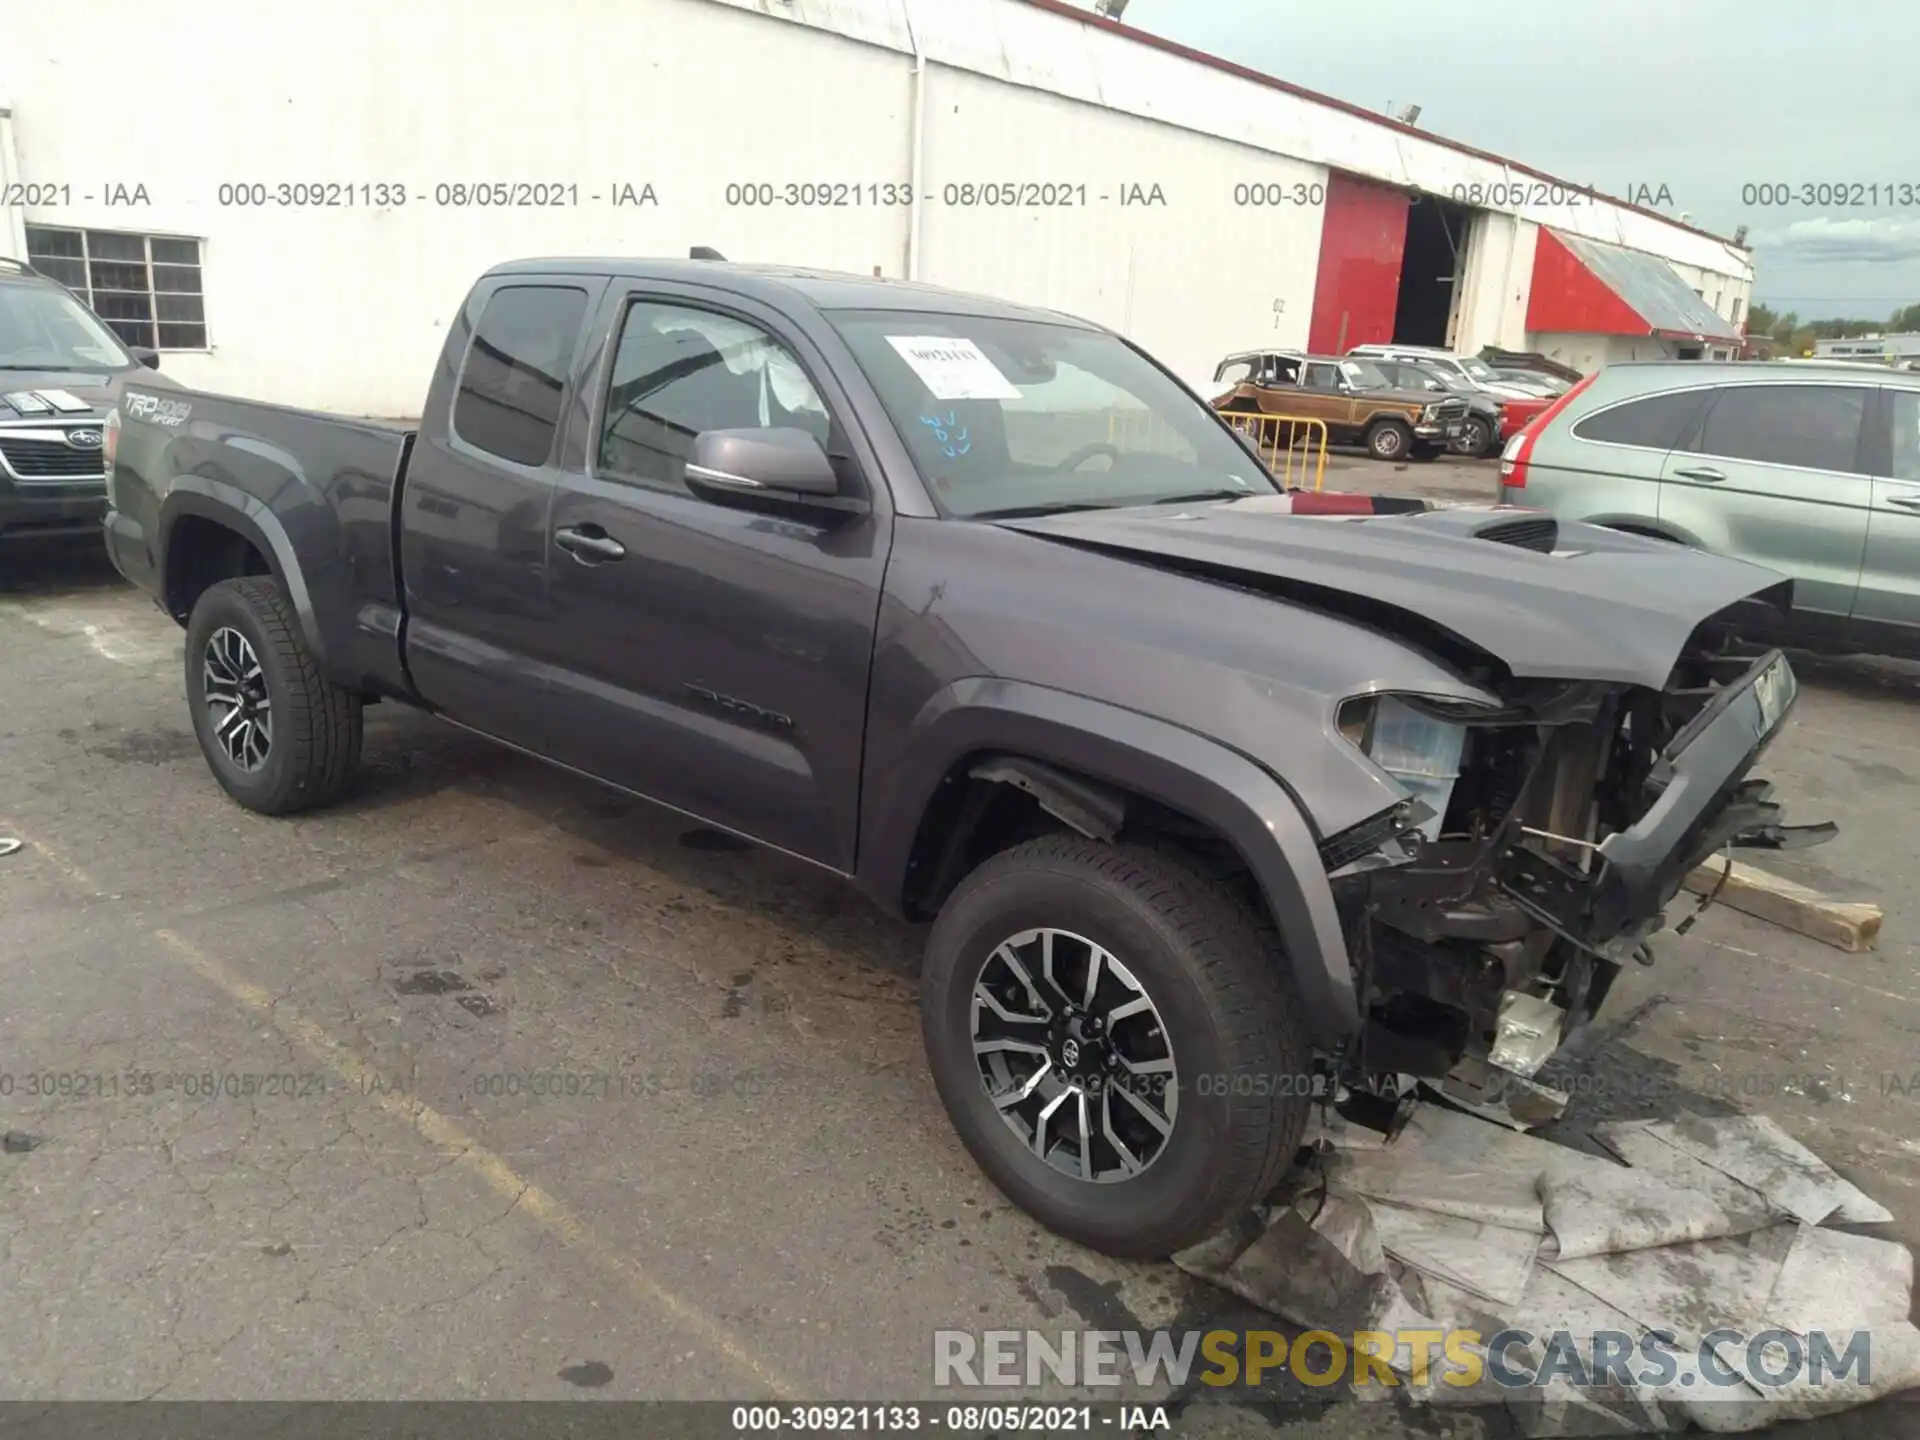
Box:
[598, 298, 832, 495]
[1303, 363, 1344, 392]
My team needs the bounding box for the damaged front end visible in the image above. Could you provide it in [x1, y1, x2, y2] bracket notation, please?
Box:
[1321, 615, 1831, 1110]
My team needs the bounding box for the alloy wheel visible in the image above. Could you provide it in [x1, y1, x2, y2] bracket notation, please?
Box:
[970, 927, 1180, 1183]
[203, 626, 273, 772]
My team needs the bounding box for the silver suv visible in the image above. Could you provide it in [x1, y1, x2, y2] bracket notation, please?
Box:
[1346, 344, 1542, 400]
[1500, 361, 1920, 657]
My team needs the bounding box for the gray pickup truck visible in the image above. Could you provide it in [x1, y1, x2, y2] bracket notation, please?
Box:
[104, 255, 1824, 1257]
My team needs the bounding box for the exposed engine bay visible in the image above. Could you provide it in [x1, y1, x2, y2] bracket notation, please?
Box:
[1324, 607, 1832, 1098]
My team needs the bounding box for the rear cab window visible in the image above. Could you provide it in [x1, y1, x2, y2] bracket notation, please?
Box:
[450, 284, 591, 467]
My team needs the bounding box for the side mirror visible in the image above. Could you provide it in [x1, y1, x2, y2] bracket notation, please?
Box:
[686, 427, 857, 511]
[131, 347, 161, 370]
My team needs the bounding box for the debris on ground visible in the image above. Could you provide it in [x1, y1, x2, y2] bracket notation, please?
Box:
[1176, 1100, 1918, 1434]
[1681, 857, 1882, 953]
[0, 837, 23, 859]
[3, 1131, 43, 1153]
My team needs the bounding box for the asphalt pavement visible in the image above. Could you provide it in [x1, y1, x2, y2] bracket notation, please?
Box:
[2, 473, 1918, 1436]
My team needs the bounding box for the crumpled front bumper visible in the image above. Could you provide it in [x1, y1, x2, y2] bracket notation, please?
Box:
[1594, 649, 1803, 933]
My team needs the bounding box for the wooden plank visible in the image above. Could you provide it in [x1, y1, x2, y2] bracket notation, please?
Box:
[1681, 857, 1882, 953]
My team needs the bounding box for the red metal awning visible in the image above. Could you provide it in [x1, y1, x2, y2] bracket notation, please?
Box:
[1526, 230, 1742, 342]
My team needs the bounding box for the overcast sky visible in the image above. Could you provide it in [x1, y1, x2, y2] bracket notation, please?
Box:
[1132, 0, 1919, 324]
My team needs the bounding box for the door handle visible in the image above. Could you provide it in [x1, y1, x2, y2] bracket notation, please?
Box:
[1672, 465, 1726, 483]
[554, 524, 628, 564]
[1886, 494, 1920, 513]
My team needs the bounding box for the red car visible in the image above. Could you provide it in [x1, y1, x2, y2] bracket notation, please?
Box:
[1499, 394, 1555, 440]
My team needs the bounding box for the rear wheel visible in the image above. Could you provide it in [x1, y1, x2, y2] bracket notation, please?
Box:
[921, 837, 1311, 1258]
[1365, 419, 1412, 461]
[184, 576, 362, 815]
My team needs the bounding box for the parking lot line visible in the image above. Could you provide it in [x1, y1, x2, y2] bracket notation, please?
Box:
[1, 814, 807, 1403]
[1697, 935, 1920, 1009]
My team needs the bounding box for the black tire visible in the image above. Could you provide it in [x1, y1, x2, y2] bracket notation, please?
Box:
[922, 837, 1311, 1258]
[184, 576, 362, 815]
[1453, 416, 1493, 457]
[1365, 419, 1412, 461]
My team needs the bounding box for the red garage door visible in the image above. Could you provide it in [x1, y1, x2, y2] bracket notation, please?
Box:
[1307, 173, 1410, 354]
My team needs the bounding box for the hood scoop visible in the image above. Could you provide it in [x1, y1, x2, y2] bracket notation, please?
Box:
[1477, 515, 1558, 553]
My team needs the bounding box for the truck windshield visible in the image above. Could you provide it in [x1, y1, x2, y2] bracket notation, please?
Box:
[0, 282, 135, 371]
[828, 309, 1280, 518]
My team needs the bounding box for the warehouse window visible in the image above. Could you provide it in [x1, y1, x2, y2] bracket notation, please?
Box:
[22, 225, 207, 350]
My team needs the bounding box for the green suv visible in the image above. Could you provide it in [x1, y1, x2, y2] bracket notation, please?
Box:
[1500, 361, 1920, 657]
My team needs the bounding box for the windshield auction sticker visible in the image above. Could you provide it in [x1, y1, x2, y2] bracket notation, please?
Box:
[886, 335, 1022, 400]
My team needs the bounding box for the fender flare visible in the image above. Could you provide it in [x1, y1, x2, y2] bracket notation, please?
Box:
[860, 677, 1360, 1043]
[158, 480, 327, 666]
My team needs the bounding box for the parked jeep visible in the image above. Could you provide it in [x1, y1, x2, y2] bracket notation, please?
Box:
[1211, 350, 1470, 461]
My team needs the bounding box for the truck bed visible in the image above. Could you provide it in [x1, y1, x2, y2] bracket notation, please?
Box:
[106, 383, 416, 695]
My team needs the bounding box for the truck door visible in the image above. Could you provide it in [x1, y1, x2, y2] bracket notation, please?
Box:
[399, 276, 604, 750]
[1853, 385, 1920, 633]
[538, 286, 893, 871]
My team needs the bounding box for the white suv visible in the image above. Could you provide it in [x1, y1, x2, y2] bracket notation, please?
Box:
[1347, 344, 1540, 400]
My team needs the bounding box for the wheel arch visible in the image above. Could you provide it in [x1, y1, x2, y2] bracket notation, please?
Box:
[159, 483, 326, 665]
[860, 679, 1360, 1043]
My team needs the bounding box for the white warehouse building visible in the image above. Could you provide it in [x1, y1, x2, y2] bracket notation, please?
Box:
[0, 0, 1755, 416]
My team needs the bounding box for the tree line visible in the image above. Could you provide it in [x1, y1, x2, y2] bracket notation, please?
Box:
[1746, 302, 1920, 355]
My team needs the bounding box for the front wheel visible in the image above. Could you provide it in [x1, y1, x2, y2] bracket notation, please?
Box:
[1365, 419, 1412, 461]
[1453, 416, 1494, 457]
[184, 576, 363, 815]
[921, 837, 1310, 1258]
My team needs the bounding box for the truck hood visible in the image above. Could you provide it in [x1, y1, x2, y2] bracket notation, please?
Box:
[998, 498, 1793, 689]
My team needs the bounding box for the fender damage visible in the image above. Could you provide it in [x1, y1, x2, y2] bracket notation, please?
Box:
[1001, 502, 1832, 1093]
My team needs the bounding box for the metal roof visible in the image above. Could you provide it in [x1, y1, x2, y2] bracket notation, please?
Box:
[1016, 0, 1749, 254]
[1549, 232, 1743, 342]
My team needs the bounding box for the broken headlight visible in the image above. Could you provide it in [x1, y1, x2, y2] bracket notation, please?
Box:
[1752, 652, 1797, 736]
[1336, 693, 1495, 841]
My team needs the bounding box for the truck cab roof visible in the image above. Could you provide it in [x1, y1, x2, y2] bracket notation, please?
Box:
[482, 257, 1101, 327]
